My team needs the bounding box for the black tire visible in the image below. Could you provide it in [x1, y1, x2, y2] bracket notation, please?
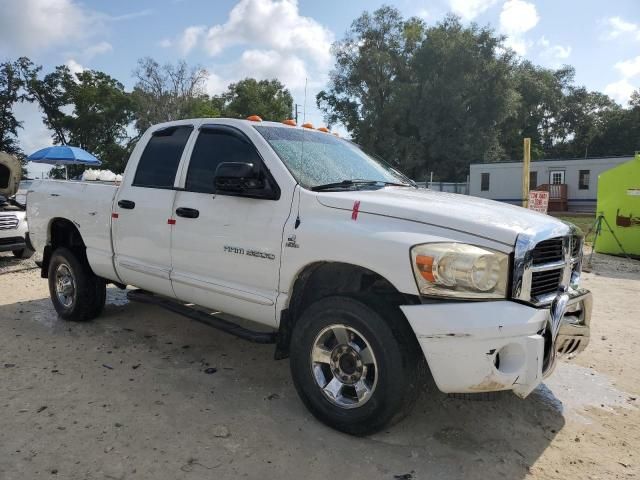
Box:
[47, 247, 106, 321]
[12, 247, 34, 259]
[289, 295, 425, 436]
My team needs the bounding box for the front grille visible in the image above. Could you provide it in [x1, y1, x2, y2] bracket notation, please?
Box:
[531, 238, 563, 265]
[0, 214, 19, 230]
[531, 268, 563, 297]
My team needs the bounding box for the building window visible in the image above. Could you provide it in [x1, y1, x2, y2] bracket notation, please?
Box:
[579, 170, 590, 190]
[481, 173, 490, 191]
[550, 170, 565, 185]
[529, 171, 537, 189]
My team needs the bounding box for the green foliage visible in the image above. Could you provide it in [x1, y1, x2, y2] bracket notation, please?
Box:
[0, 60, 24, 157]
[318, 6, 640, 181]
[220, 78, 293, 121]
[19, 58, 133, 173]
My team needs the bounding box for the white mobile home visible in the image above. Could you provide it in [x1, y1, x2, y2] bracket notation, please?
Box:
[469, 156, 633, 212]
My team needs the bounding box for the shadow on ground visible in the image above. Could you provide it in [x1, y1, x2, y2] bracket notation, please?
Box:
[0, 288, 565, 479]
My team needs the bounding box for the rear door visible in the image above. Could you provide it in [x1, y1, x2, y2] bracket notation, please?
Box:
[170, 124, 294, 326]
[112, 124, 194, 297]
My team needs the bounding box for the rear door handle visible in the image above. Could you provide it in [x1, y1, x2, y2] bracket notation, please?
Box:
[176, 207, 199, 219]
[118, 200, 135, 209]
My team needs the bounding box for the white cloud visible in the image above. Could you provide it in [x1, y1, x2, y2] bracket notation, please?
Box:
[66, 59, 85, 78]
[615, 56, 640, 78]
[536, 36, 571, 66]
[189, 0, 333, 67]
[605, 78, 636, 104]
[178, 26, 206, 55]
[159, 38, 173, 48]
[82, 41, 113, 59]
[0, 0, 100, 53]
[604, 16, 640, 40]
[499, 0, 539, 55]
[107, 9, 153, 22]
[448, 0, 499, 21]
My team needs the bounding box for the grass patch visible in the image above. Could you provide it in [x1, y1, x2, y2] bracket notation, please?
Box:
[554, 215, 596, 244]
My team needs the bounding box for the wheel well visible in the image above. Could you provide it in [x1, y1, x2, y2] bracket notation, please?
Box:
[40, 218, 86, 278]
[274, 262, 420, 359]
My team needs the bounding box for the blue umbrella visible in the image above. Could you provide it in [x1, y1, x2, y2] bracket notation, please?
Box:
[28, 146, 101, 179]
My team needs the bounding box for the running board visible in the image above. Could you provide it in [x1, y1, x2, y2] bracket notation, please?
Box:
[127, 290, 277, 344]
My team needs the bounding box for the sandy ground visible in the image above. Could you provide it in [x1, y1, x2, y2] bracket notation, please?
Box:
[0, 251, 638, 480]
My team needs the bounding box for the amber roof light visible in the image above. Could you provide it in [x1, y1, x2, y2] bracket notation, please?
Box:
[282, 119, 297, 126]
[302, 122, 314, 129]
[246, 115, 263, 122]
[317, 127, 329, 133]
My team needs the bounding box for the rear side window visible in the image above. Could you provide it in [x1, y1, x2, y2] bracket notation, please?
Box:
[133, 125, 193, 188]
[185, 127, 262, 194]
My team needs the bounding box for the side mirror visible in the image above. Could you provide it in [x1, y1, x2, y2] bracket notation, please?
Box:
[214, 162, 264, 193]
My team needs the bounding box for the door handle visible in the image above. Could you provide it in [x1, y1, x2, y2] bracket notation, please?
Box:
[118, 199, 135, 209]
[176, 207, 200, 219]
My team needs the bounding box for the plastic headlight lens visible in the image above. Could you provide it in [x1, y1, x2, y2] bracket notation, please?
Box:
[411, 243, 509, 299]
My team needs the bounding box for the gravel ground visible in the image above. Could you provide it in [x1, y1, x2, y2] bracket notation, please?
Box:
[0, 252, 639, 479]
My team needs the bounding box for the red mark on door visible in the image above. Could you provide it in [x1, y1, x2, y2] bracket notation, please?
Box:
[111, 213, 119, 219]
[167, 218, 176, 225]
[351, 201, 360, 221]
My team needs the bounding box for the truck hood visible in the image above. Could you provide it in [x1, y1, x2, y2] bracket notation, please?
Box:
[316, 187, 566, 246]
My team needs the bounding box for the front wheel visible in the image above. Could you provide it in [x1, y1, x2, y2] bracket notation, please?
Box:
[48, 247, 106, 321]
[289, 296, 425, 435]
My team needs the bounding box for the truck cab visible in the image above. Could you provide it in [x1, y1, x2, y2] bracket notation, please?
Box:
[26, 118, 592, 435]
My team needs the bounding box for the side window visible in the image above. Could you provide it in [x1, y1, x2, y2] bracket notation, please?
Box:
[133, 126, 193, 188]
[185, 127, 262, 194]
[579, 170, 590, 190]
[481, 173, 490, 191]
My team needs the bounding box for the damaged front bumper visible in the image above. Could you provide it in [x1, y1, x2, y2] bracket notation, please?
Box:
[400, 288, 592, 398]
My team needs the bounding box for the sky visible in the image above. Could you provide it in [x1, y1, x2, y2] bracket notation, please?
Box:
[0, 0, 638, 177]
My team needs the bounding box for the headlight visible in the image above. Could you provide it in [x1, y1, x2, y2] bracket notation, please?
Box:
[410, 243, 509, 299]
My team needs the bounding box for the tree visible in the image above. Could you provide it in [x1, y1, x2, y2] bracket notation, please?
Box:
[20, 59, 134, 173]
[0, 60, 24, 157]
[131, 57, 213, 134]
[317, 6, 425, 172]
[220, 78, 293, 120]
[409, 16, 517, 179]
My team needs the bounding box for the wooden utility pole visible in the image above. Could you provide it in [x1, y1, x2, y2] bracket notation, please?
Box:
[522, 138, 531, 208]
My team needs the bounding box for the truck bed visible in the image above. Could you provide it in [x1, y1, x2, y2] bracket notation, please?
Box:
[27, 180, 119, 281]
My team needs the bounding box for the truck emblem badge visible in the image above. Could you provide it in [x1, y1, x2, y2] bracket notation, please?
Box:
[351, 201, 360, 221]
[286, 234, 299, 249]
[224, 245, 275, 260]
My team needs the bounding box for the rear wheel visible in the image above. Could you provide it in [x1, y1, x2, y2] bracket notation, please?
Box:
[48, 247, 106, 321]
[289, 295, 424, 435]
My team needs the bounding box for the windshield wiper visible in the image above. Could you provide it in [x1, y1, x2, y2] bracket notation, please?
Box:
[311, 180, 411, 192]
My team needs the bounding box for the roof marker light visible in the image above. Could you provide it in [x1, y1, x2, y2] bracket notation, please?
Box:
[317, 127, 329, 133]
[282, 119, 296, 126]
[302, 122, 314, 129]
[246, 115, 262, 122]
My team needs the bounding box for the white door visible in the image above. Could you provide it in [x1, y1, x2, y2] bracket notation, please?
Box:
[170, 125, 294, 326]
[113, 125, 194, 297]
[549, 170, 565, 185]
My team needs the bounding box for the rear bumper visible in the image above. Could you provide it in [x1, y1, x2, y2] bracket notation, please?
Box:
[0, 236, 26, 252]
[400, 289, 592, 398]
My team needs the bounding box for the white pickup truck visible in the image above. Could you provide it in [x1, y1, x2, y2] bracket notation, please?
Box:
[27, 118, 591, 435]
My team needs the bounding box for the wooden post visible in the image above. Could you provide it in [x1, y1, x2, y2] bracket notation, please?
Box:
[523, 138, 531, 208]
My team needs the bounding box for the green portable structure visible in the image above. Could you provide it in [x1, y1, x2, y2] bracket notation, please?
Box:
[595, 153, 640, 256]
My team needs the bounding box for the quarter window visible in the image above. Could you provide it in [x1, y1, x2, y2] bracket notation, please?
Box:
[185, 127, 263, 194]
[481, 173, 490, 191]
[579, 170, 590, 190]
[133, 126, 193, 188]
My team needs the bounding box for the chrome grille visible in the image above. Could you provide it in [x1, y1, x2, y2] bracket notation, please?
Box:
[0, 214, 19, 230]
[512, 225, 584, 306]
[531, 238, 563, 265]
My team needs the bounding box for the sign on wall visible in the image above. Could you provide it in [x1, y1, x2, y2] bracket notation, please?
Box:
[528, 190, 549, 214]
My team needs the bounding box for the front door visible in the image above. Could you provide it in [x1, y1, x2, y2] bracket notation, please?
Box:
[550, 170, 565, 185]
[170, 124, 293, 326]
[112, 125, 194, 297]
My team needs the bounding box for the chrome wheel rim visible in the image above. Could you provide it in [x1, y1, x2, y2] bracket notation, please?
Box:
[310, 324, 378, 409]
[55, 263, 75, 308]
